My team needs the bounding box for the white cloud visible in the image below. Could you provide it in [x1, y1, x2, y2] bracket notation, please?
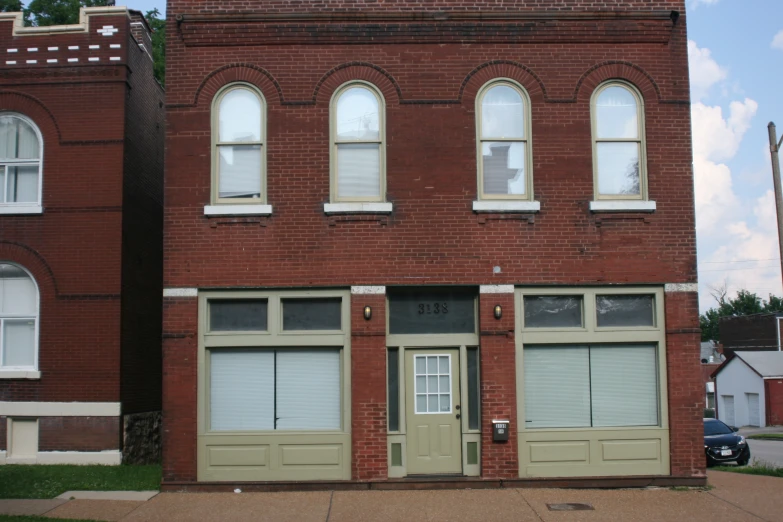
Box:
[688, 0, 720, 11]
[772, 30, 783, 51]
[691, 99, 757, 162]
[688, 41, 727, 102]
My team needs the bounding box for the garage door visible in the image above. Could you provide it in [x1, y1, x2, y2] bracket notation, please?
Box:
[722, 395, 735, 427]
[747, 393, 760, 427]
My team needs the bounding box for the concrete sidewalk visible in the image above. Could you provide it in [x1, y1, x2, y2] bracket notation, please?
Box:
[0, 471, 779, 522]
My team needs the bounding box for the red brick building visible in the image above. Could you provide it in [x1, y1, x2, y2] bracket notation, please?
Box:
[163, 0, 704, 487]
[0, 7, 164, 464]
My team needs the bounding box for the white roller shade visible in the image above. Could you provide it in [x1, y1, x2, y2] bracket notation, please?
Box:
[276, 349, 341, 430]
[2, 277, 37, 314]
[337, 143, 380, 198]
[524, 346, 590, 428]
[2, 319, 35, 367]
[210, 350, 274, 431]
[590, 344, 658, 427]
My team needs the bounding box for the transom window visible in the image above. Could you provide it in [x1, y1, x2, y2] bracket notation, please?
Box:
[591, 82, 647, 200]
[0, 114, 42, 208]
[476, 80, 532, 199]
[0, 263, 39, 370]
[331, 83, 385, 202]
[212, 84, 266, 204]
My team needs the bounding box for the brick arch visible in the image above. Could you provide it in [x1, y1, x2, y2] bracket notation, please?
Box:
[0, 241, 58, 299]
[313, 63, 401, 106]
[0, 90, 62, 143]
[459, 60, 547, 107]
[194, 64, 283, 108]
[573, 61, 661, 104]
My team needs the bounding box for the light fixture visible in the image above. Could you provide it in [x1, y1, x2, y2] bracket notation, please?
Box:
[493, 305, 503, 320]
[363, 305, 372, 320]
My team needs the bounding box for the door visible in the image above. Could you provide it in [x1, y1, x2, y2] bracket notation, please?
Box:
[405, 349, 462, 475]
[747, 393, 760, 427]
[722, 395, 735, 426]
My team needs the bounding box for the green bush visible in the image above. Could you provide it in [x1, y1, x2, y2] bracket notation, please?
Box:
[704, 408, 716, 418]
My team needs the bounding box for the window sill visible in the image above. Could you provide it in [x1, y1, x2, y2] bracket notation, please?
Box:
[324, 202, 393, 214]
[0, 204, 43, 215]
[0, 370, 41, 379]
[204, 204, 273, 217]
[473, 201, 540, 213]
[589, 200, 656, 213]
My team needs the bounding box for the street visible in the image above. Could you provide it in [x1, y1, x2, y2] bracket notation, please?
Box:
[748, 439, 783, 466]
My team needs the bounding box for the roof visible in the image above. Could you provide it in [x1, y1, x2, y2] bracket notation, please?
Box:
[712, 351, 783, 379]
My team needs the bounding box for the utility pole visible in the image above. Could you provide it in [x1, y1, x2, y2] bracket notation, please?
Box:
[769, 122, 783, 289]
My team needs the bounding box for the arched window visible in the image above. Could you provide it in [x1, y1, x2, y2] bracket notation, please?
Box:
[331, 83, 385, 202]
[212, 84, 266, 205]
[591, 82, 647, 200]
[0, 113, 43, 213]
[0, 263, 39, 370]
[476, 80, 532, 200]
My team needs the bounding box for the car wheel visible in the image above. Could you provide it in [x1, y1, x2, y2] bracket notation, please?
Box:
[736, 452, 750, 466]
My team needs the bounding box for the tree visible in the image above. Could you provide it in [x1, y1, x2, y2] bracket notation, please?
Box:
[145, 8, 165, 85]
[0, 0, 23, 13]
[700, 289, 783, 342]
[24, 0, 111, 27]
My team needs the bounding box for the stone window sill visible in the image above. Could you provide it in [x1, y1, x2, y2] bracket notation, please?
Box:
[0, 204, 43, 215]
[324, 202, 393, 214]
[204, 204, 273, 217]
[589, 200, 656, 213]
[0, 370, 41, 379]
[473, 201, 541, 213]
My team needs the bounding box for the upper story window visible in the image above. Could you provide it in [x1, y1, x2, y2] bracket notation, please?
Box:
[591, 82, 648, 201]
[0, 263, 39, 372]
[211, 84, 266, 206]
[476, 80, 533, 200]
[330, 83, 386, 203]
[0, 113, 42, 214]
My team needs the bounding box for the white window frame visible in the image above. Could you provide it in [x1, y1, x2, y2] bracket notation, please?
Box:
[475, 79, 535, 205]
[0, 262, 40, 378]
[590, 81, 655, 212]
[328, 81, 387, 208]
[0, 112, 43, 215]
[207, 83, 271, 216]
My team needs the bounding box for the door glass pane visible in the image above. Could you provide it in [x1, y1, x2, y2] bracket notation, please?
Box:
[439, 375, 449, 393]
[336, 87, 380, 141]
[439, 395, 450, 412]
[282, 298, 341, 330]
[6, 166, 38, 203]
[481, 85, 524, 139]
[388, 348, 399, 431]
[416, 357, 425, 374]
[388, 288, 476, 334]
[467, 348, 480, 430]
[590, 344, 658, 427]
[427, 356, 437, 374]
[209, 299, 268, 331]
[481, 142, 526, 195]
[219, 88, 262, 142]
[596, 142, 640, 196]
[523, 296, 583, 328]
[218, 145, 262, 199]
[428, 395, 438, 412]
[414, 354, 451, 414]
[276, 349, 341, 430]
[596, 295, 654, 327]
[210, 349, 274, 431]
[524, 346, 590, 428]
[416, 395, 427, 412]
[2, 320, 35, 367]
[336, 143, 380, 198]
[427, 375, 437, 393]
[597, 86, 638, 139]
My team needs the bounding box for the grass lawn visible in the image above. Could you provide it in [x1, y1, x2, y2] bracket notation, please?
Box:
[746, 434, 783, 441]
[712, 461, 783, 478]
[0, 465, 161, 499]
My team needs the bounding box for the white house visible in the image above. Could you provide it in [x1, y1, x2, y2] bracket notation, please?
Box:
[712, 351, 783, 428]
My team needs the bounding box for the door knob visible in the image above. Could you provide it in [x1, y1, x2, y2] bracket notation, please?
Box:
[455, 405, 461, 410]
[456, 414, 461, 419]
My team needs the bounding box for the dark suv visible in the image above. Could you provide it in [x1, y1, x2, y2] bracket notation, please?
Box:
[704, 418, 751, 467]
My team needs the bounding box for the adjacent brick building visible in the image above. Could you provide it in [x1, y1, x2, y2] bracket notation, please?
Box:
[720, 313, 783, 358]
[162, 0, 705, 487]
[0, 7, 164, 464]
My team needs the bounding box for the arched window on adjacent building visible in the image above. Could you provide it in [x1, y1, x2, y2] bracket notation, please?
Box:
[591, 81, 648, 201]
[211, 83, 266, 206]
[476, 80, 533, 201]
[331, 82, 386, 203]
[0, 263, 39, 371]
[0, 113, 43, 214]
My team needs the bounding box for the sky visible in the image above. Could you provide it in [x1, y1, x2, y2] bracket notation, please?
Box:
[112, 1, 783, 312]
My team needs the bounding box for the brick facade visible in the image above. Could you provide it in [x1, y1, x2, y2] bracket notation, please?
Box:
[163, 0, 703, 484]
[0, 8, 164, 459]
